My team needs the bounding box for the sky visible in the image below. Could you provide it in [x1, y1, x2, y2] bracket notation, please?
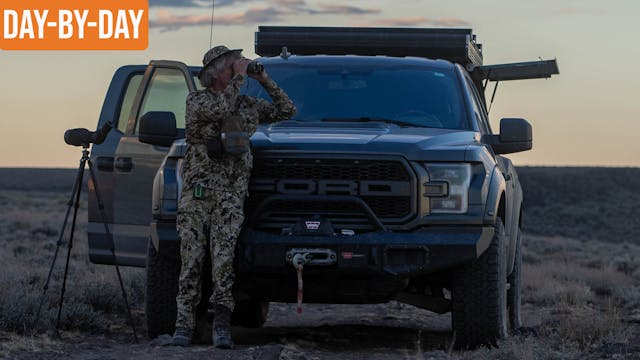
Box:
[1, 0, 639, 168]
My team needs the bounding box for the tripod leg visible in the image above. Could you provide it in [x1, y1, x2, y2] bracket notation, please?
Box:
[87, 157, 139, 343]
[55, 155, 88, 331]
[33, 154, 85, 332]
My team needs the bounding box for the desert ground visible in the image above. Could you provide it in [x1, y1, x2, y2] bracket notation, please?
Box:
[0, 167, 639, 359]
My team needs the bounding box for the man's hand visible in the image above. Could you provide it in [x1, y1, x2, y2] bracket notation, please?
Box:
[249, 69, 269, 83]
[234, 57, 269, 82]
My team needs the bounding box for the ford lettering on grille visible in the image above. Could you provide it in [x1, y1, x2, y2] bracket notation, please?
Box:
[247, 157, 416, 230]
[251, 179, 411, 197]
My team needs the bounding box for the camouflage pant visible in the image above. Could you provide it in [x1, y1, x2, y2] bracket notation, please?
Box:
[174, 185, 245, 331]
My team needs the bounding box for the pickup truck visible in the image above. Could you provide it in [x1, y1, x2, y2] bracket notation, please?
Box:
[87, 27, 558, 348]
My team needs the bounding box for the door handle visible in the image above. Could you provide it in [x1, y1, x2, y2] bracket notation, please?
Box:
[115, 157, 133, 172]
[96, 156, 114, 172]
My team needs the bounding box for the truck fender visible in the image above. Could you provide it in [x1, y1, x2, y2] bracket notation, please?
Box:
[505, 190, 523, 275]
[506, 207, 522, 276]
[484, 164, 522, 275]
[483, 166, 506, 226]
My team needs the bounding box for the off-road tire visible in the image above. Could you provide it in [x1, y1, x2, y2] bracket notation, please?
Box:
[451, 218, 508, 349]
[145, 239, 180, 339]
[507, 228, 523, 330]
[232, 299, 269, 328]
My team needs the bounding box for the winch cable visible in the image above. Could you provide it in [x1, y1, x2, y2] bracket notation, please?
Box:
[209, 0, 215, 48]
[292, 253, 310, 314]
[296, 263, 304, 314]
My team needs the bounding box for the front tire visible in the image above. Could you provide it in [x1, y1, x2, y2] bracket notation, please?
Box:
[507, 228, 523, 330]
[145, 238, 180, 339]
[451, 218, 508, 349]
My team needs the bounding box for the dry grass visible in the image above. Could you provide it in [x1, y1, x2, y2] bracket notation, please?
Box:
[555, 304, 630, 349]
[518, 167, 640, 243]
[522, 235, 640, 308]
[1, 178, 639, 358]
[0, 190, 145, 335]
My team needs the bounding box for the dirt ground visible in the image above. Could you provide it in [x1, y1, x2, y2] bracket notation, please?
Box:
[3, 302, 640, 360]
[0, 306, 577, 359]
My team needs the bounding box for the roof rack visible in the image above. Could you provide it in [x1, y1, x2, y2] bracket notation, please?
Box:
[255, 26, 483, 67]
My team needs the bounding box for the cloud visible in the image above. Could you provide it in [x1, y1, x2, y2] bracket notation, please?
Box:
[149, 0, 252, 8]
[150, 7, 291, 30]
[150, 1, 382, 31]
[312, 4, 381, 15]
[427, 17, 470, 27]
[358, 17, 470, 27]
[272, 0, 307, 5]
[149, 0, 207, 8]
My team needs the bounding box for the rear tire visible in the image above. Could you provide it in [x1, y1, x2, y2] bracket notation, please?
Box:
[451, 218, 508, 349]
[145, 239, 180, 339]
[232, 299, 269, 328]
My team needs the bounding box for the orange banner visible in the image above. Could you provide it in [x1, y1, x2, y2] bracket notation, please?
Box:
[1, 0, 148, 50]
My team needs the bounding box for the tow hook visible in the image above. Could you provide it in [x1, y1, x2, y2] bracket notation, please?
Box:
[286, 248, 337, 314]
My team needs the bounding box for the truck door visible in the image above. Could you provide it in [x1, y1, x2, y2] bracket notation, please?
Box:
[88, 65, 145, 265]
[92, 61, 196, 267]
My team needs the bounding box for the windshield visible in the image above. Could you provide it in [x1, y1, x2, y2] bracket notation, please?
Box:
[242, 61, 469, 130]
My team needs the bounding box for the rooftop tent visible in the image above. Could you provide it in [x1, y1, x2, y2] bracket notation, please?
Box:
[255, 26, 559, 82]
[255, 26, 484, 67]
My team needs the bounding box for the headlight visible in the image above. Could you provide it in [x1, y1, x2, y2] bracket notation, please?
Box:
[423, 163, 471, 214]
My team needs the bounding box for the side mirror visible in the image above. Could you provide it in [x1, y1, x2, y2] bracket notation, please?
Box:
[139, 111, 177, 147]
[486, 118, 532, 154]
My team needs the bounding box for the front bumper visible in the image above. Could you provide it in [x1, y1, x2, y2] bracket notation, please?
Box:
[237, 226, 493, 276]
[151, 220, 494, 303]
[235, 226, 493, 303]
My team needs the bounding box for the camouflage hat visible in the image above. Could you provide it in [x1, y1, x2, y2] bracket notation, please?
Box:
[202, 45, 242, 69]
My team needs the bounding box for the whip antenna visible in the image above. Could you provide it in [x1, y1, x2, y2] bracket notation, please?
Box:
[209, 0, 215, 47]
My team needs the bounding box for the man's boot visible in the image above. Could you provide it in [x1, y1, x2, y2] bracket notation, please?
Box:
[171, 327, 192, 347]
[212, 305, 234, 349]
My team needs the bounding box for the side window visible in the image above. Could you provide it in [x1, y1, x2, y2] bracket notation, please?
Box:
[471, 83, 492, 134]
[464, 76, 491, 134]
[116, 74, 143, 133]
[135, 68, 190, 133]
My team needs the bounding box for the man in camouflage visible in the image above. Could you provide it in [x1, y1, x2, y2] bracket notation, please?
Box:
[173, 45, 296, 348]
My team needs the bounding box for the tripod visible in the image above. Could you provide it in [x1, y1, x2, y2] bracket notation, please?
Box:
[34, 144, 138, 343]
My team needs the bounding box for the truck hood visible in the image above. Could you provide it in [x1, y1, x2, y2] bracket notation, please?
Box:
[251, 121, 480, 161]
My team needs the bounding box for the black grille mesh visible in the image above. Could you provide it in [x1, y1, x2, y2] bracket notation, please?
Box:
[248, 158, 414, 229]
[252, 158, 410, 181]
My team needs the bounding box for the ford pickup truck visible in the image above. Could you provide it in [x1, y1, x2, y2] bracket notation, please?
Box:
[86, 27, 558, 348]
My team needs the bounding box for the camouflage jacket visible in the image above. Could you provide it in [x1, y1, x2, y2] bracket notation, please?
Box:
[182, 73, 296, 193]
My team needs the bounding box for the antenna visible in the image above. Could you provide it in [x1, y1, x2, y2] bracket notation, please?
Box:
[209, 0, 215, 48]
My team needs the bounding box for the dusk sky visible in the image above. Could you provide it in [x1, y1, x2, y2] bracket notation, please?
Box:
[1, 0, 638, 168]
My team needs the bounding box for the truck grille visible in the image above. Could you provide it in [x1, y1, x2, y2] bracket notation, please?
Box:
[252, 158, 410, 181]
[247, 157, 415, 231]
